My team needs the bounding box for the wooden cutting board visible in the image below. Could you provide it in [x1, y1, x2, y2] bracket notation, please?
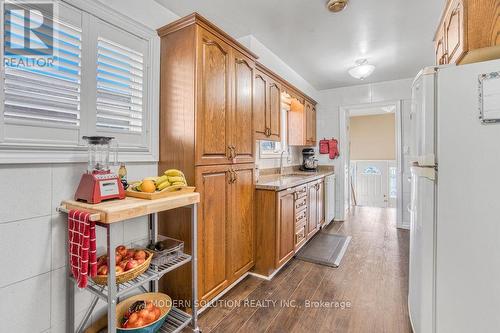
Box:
[125, 185, 196, 200]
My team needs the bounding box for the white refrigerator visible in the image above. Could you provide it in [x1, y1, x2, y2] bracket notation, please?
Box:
[408, 59, 500, 333]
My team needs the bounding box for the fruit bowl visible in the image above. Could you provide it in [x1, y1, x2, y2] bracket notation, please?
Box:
[116, 293, 172, 333]
[92, 249, 153, 285]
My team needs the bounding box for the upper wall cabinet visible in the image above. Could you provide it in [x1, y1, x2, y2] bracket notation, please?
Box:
[196, 29, 232, 166]
[435, 0, 500, 65]
[157, 13, 257, 168]
[231, 51, 255, 163]
[305, 101, 317, 146]
[254, 63, 281, 142]
[288, 93, 317, 147]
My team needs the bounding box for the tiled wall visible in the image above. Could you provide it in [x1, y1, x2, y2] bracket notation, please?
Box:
[316, 78, 414, 225]
[0, 162, 157, 332]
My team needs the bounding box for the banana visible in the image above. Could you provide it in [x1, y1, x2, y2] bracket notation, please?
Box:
[157, 180, 172, 191]
[155, 175, 169, 186]
[164, 169, 184, 177]
[172, 182, 186, 186]
[131, 181, 142, 191]
[168, 176, 185, 183]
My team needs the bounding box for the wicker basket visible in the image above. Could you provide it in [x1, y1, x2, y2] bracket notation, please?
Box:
[92, 249, 153, 285]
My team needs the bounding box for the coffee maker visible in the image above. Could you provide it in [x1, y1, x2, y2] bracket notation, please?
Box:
[300, 148, 318, 172]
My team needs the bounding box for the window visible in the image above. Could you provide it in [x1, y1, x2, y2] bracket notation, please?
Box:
[362, 166, 381, 175]
[0, 0, 159, 163]
[4, 12, 82, 128]
[389, 166, 397, 199]
[96, 37, 144, 133]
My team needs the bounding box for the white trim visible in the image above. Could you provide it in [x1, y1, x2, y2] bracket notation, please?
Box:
[0, 0, 160, 164]
[340, 100, 405, 228]
[61, 0, 156, 40]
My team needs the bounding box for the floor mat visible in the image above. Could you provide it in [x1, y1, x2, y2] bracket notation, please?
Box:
[295, 233, 352, 267]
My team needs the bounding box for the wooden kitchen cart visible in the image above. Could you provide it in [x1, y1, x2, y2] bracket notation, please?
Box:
[57, 193, 200, 333]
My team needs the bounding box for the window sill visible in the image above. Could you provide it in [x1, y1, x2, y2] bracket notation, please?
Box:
[0, 146, 158, 164]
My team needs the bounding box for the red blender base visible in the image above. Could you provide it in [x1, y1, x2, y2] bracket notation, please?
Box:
[75, 172, 125, 204]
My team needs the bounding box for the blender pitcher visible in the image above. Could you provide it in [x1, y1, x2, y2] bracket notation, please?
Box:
[75, 136, 125, 203]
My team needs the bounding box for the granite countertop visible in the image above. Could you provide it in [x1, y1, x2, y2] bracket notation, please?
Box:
[255, 169, 335, 191]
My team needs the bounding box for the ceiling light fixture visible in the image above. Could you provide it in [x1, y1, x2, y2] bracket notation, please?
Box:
[348, 59, 376, 80]
[327, 0, 349, 13]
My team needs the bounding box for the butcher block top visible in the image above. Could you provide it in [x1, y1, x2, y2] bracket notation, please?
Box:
[61, 192, 200, 224]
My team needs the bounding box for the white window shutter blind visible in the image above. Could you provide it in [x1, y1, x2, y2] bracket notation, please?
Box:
[4, 15, 82, 126]
[96, 37, 144, 133]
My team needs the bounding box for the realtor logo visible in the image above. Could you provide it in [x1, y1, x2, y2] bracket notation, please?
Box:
[3, 0, 57, 68]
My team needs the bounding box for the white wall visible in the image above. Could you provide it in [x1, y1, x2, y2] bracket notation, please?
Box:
[0, 2, 181, 333]
[316, 78, 414, 223]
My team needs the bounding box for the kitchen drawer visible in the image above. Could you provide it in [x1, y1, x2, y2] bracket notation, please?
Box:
[295, 209, 307, 226]
[294, 196, 307, 211]
[295, 224, 306, 246]
[294, 185, 307, 199]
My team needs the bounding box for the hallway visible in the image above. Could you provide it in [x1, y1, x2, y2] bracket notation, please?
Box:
[195, 207, 412, 333]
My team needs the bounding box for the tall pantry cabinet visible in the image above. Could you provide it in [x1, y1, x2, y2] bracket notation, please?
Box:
[156, 13, 256, 303]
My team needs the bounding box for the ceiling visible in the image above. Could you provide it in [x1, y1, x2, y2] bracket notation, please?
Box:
[155, 0, 444, 90]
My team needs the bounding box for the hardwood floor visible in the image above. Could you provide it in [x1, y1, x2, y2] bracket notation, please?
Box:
[195, 207, 412, 333]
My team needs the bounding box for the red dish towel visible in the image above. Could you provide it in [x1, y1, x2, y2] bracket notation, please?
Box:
[319, 139, 329, 154]
[68, 210, 97, 288]
[329, 139, 339, 160]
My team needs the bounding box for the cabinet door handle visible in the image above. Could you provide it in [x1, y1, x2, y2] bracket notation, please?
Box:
[228, 145, 236, 159]
[229, 169, 236, 184]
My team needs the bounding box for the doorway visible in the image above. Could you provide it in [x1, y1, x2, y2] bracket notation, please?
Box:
[339, 101, 404, 228]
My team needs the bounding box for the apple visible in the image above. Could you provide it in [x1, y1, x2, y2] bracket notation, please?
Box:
[134, 250, 146, 261]
[97, 256, 107, 268]
[115, 254, 123, 265]
[125, 249, 136, 260]
[125, 259, 139, 271]
[118, 260, 129, 270]
[137, 258, 145, 265]
[97, 265, 108, 275]
[115, 266, 124, 274]
[116, 245, 127, 257]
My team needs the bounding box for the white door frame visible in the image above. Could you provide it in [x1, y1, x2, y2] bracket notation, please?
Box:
[339, 100, 404, 229]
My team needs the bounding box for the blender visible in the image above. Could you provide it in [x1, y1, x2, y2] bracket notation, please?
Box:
[74, 136, 125, 203]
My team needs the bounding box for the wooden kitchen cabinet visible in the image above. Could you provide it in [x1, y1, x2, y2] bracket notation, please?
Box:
[196, 29, 232, 166]
[157, 13, 258, 304]
[195, 165, 231, 301]
[305, 101, 316, 146]
[254, 63, 281, 142]
[194, 163, 254, 300]
[288, 96, 317, 147]
[254, 178, 325, 277]
[160, 14, 256, 168]
[276, 190, 296, 267]
[444, 0, 465, 65]
[435, 25, 447, 65]
[229, 164, 255, 280]
[434, 0, 500, 65]
[231, 51, 255, 164]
